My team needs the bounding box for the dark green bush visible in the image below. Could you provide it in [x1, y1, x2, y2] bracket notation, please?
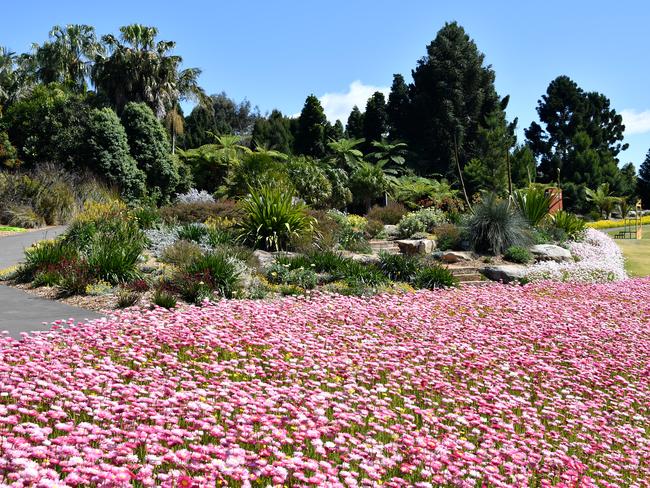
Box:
[236, 185, 315, 251]
[378, 252, 419, 282]
[333, 260, 388, 287]
[414, 265, 458, 289]
[266, 262, 292, 284]
[116, 288, 141, 308]
[18, 240, 78, 282]
[57, 259, 93, 297]
[467, 194, 532, 255]
[132, 205, 160, 229]
[513, 187, 551, 227]
[503, 246, 532, 264]
[364, 219, 385, 239]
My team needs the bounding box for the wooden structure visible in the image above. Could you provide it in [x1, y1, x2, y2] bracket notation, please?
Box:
[613, 201, 643, 240]
[545, 187, 563, 214]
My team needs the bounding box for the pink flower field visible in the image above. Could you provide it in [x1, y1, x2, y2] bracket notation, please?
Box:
[1, 280, 650, 487]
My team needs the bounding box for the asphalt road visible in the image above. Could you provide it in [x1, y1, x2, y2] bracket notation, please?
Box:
[0, 227, 102, 339]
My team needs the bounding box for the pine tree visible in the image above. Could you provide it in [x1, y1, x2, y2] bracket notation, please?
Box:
[363, 92, 388, 152]
[408, 22, 502, 177]
[295, 95, 327, 157]
[345, 105, 364, 139]
[638, 149, 650, 208]
[387, 74, 410, 141]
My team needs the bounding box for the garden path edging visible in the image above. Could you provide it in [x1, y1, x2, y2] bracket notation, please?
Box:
[0, 226, 102, 339]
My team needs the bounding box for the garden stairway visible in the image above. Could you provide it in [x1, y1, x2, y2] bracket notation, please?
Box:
[449, 266, 488, 287]
[369, 239, 400, 254]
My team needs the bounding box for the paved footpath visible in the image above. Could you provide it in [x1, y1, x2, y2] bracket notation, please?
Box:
[0, 227, 102, 339]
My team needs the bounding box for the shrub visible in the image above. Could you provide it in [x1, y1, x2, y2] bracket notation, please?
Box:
[86, 228, 145, 285]
[378, 252, 419, 282]
[176, 188, 215, 204]
[435, 223, 461, 251]
[413, 265, 458, 289]
[85, 281, 114, 296]
[513, 187, 552, 227]
[57, 259, 93, 297]
[132, 206, 160, 230]
[85, 107, 146, 201]
[32, 270, 62, 288]
[306, 250, 350, 273]
[116, 288, 141, 308]
[366, 202, 408, 225]
[266, 262, 291, 284]
[18, 240, 78, 282]
[333, 261, 388, 287]
[177, 223, 209, 244]
[552, 211, 587, 240]
[160, 240, 204, 267]
[286, 268, 318, 290]
[286, 156, 333, 207]
[467, 194, 532, 255]
[182, 253, 242, 300]
[152, 289, 177, 309]
[364, 219, 385, 239]
[236, 186, 315, 251]
[503, 246, 533, 264]
[397, 208, 447, 238]
[121, 102, 180, 202]
[159, 200, 240, 224]
[3, 205, 45, 228]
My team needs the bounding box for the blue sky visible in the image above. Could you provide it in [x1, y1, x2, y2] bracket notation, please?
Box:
[4, 0, 650, 167]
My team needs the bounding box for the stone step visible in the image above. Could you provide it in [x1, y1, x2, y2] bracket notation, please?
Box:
[455, 274, 484, 282]
[449, 267, 480, 274]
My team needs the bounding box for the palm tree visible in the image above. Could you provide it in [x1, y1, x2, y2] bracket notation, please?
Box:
[164, 106, 184, 153]
[585, 183, 618, 220]
[327, 138, 364, 169]
[0, 47, 33, 112]
[92, 24, 206, 118]
[208, 133, 252, 165]
[30, 24, 101, 92]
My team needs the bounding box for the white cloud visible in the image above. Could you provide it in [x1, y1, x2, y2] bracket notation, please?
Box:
[317, 80, 390, 124]
[621, 109, 650, 135]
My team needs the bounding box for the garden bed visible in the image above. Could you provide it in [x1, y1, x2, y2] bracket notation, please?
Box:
[0, 279, 648, 486]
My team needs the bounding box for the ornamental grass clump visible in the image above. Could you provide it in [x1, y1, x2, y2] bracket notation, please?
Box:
[236, 186, 315, 252]
[467, 193, 532, 255]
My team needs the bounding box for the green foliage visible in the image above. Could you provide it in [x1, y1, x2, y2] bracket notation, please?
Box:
[86, 223, 145, 284]
[18, 240, 77, 282]
[267, 263, 317, 290]
[366, 202, 408, 225]
[639, 149, 650, 209]
[224, 151, 290, 196]
[159, 200, 240, 224]
[435, 223, 462, 251]
[295, 95, 327, 157]
[333, 260, 388, 287]
[152, 289, 177, 309]
[121, 102, 179, 202]
[85, 107, 146, 200]
[362, 92, 388, 151]
[236, 185, 314, 251]
[551, 211, 587, 240]
[116, 288, 141, 308]
[131, 205, 160, 229]
[467, 194, 531, 255]
[177, 223, 209, 243]
[160, 240, 204, 267]
[387, 74, 410, 141]
[378, 252, 419, 282]
[349, 161, 388, 212]
[286, 156, 332, 207]
[510, 145, 537, 188]
[408, 22, 503, 176]
[513, 187, 552, 227]
[251, 109, 294, 154]
[182, 252, 242, 300]
[345, 106, 365, 139]
[413, 265, 459, 289]
[397, 208, 447, 238]
[585, 183, 618, 219]
[390, 176, 462, 212]
[57, 259, 93, 297]
[0, 130, 19, 168]
[503, 246, 532, 264]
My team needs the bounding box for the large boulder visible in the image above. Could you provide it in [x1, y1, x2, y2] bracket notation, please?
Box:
[529, 244, 572, 262]
[441, 251, 476, 264]
[480, 264, 527, 284]
[396, 238, 435, 256]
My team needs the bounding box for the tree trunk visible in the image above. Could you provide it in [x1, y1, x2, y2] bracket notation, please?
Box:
[454, 134, 472, 210]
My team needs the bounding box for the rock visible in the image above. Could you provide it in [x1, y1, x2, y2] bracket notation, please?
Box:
[441, 251, 476, 264]
[529, 244, 572, 262]
[396, 238, 435, 255]
[383, 225, 399, 238]
[340, 251, 381, 265]
[250, 250, 301, 271]
[480, 264, 527, 283]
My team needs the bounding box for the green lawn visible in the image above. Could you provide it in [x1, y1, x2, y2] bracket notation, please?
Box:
[608, 226, 650, 277]
[0, 226, 27, 233]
